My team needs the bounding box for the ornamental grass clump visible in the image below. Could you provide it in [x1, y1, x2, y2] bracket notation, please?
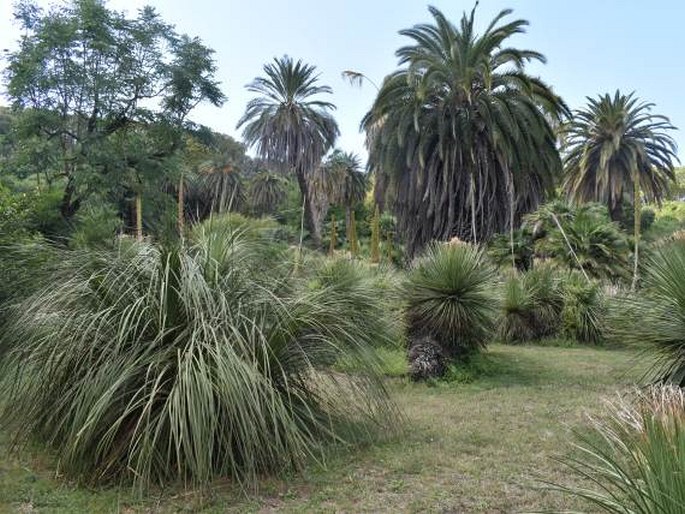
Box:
[0, 217, 398, 490]
[552, 386, 685, 513]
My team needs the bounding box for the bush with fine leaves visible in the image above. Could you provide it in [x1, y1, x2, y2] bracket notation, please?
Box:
[0, 218, 397, 489]
[497, 264, 563, 343]
[404, 242, 498, 357]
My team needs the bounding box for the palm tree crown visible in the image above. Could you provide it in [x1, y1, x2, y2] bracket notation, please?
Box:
[562, 91, 679, 220]
[238, 56, 339, 245]
[363, 6, 568, 256]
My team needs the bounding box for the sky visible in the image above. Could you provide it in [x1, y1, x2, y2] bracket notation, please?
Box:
[1, 0, 684, 162]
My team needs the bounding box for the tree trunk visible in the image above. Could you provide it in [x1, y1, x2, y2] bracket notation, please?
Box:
[135, 193, 143, 242]
[373, 170, 388, 213]
[631, 178, 641, 291]
[609, 200, 623, 223]
[60, 176, 81, 219]
[295, 170, 322, 247]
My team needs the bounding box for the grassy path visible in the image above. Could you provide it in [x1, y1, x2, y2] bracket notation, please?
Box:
[0, 344, 643, 513]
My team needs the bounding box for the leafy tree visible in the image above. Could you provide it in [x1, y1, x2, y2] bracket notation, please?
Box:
[562, 91, 679, 287]
[238, 56, 339, 246]
[4, 0, 225, 224]
[362, 6, 567, 256]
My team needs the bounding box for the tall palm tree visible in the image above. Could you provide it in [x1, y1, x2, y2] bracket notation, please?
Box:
[326, 150, 368, 229]
[362, 6, 568, 256]
[562, 91, 679, 288]
[238, 56, 339, 246]
[198, 154, 245, 214]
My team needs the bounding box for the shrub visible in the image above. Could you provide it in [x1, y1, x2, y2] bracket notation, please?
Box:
[404, 242, 498, 358]
[609, 242, 685, 385]
[497, 264, 563, 343]
[0, 224, 398, 489]
[70, 202, 123, 248]
[560, 271, 605, 344]
[552, 386, 685, 512]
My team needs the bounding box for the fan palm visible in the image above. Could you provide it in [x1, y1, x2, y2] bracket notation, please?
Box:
[238, 56, 339, 246]
[248, 171, 287, 215]
[562, 91, 679, 288]
[362, 6, 568, 256]
[197, 155, 245, 214]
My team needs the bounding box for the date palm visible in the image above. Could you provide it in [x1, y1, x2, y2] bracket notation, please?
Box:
[562, 91, 679, 287]
[238, 56, 339, 246]
[327, 150, 368, 229]
[362, 6, 568, 256]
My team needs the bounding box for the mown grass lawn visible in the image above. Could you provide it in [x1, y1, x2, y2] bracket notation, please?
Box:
[0, 344, 644, 513]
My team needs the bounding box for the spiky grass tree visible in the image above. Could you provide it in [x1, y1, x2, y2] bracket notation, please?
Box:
[0, 218, 397, 489]
[248, 171, 287, 216]
[238, 56, 339, 247]
[362, 6, 568, 256]
[562, 91, 679, 288]
[404, 242, 498, 379]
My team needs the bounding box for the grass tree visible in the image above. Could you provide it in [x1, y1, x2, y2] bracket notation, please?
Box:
[327, 150, 367, 230]
[562, 91, 679, 288]
[238, 56, 339, 247]
[362, 6, 567, 256]
[0, 217, 398, 489]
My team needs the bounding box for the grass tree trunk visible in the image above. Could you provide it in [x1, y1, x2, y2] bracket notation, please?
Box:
[135, 193, 143, 242]
[631, 177, 641, 291]
[370, 205, 381, 264]
[177, 174, 185, 235]
[295, 170, 322, 247]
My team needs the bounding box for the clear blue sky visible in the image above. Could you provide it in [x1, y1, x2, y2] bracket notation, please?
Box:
[1, 0, 684, 162]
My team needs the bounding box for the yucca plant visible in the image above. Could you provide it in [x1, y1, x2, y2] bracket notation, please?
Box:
[0, 219, 398, 490]
[405, 243, 498, 362]
[497, 264, 564, 343]
[610, 242, 685, 385]
[552, 386, 685, 513]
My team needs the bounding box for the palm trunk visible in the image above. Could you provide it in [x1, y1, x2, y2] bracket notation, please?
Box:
[631, 178, 641, 291]
[295, 170, 322, 247]
[508, 168, 516, 270]
[135, 193, 143, 242]
[469, 171, 477, 243]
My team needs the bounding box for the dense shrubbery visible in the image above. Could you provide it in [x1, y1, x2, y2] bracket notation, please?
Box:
[0, 216, 398, 489]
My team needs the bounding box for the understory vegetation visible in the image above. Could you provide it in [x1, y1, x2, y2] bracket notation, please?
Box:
[1, 1, 685, 512]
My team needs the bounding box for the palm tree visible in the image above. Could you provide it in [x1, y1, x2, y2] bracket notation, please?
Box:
[362, 6, 568, 256]
[562, 91, 679, 287]
[326, 150, 368, 229]
[238, 56, 339, 246]
[248, 171, 287, 216]
[198, 155, 245, 214]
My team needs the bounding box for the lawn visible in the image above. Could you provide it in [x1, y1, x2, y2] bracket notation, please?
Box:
[0, 344, 644, 513]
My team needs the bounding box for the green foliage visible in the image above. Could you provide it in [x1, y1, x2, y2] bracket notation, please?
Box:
[553, 386, 685, 513]
[488, 227, 534, 271]
[497, 265, 564, 344]
[5, 0, 225, 219]
[370, 205, 381, 263]
[609, 242, 685, 385]
[328, 214, 338, 255]
[404, 243, 498, 356]
[70, 203, 123, 248]
[529, 201, 630, 281]
[0, 226, 397, 489]
[560, 271, 606, 344]
[645, 201, 685, 241]
[248, 171, 287, 215]
[348, 210, 359, 257]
